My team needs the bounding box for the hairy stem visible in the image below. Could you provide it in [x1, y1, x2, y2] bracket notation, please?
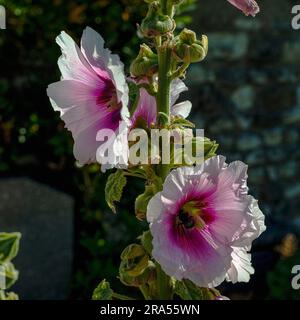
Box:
[156, 44, 172, 180]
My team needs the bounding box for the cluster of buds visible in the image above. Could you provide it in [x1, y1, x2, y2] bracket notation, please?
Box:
[173, 28, 208, 63]
[140, 1, 175, 37]
[131, 0, 208, 80]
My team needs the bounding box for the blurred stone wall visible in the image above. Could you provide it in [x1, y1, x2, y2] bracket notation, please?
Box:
[186, 0, 300, 231]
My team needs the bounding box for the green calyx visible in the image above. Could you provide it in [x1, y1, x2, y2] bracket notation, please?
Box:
[140, 2, 175, 38]
[119, 244, 156, 287]
[120, 244, 149, 277]
[130, 44, 158, 78]
[174, 28, 208, 63]
[135, 185, 155, 220]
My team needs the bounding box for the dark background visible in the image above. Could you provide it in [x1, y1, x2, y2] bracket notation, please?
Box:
[0, 0, 299, 300]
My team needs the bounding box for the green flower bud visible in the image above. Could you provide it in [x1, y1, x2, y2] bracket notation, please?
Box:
[140, 230, 153, 255]
[120, 244, 149, 277]
[119, 261, 156, 287]
[130, 44, 158, 78]
[135, 185, 155, 220]
[174, 28, 208, 63]
[140, 2, 175, 38]
[179, 28, 197, 44]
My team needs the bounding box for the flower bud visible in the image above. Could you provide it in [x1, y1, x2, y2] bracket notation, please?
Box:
[119, 261, 156, 287]
[174, 28, 208, 63]
[140, 230, 153, 255]
[140, 2, 175, 38]
[120, 244, 149, 277]
[130, 44, 158, 78]
[135, 185, 155, 220]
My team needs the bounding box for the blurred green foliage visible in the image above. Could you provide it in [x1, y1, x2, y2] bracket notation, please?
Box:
[0, 0, 196, 298]
[267, 251, 300, 300]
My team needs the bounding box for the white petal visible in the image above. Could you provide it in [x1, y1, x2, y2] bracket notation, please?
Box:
[226, 247, 254, 283]
[170, 78, 188, 106]
[56, 31, 99, 85]
[81, 27, 129, 122]
[147, 192, 164, 223]
[171, 100, 192, 118]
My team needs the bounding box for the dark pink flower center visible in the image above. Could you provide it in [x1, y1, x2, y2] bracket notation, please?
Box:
[97, 78, 121, 112]
[167, 197, 217, 257]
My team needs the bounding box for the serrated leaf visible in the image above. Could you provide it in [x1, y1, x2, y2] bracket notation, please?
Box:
[0, 233, 21, 263]
[92, 279, 113, 300]
[105, 170, 127, 213]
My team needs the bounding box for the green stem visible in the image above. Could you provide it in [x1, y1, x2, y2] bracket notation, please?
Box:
[157, 45, 171, 124]
[112, 293, 135, 300]
[170, 61, 190, 80]
[156, 44, 172, 180]
[160, 0, 173, 16]
[160, 0, 168, 14]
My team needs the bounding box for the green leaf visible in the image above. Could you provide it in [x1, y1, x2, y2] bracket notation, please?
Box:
[92, 279, 113, 300]
[203, 138, 219, 159]
[0, 232, 21, 263]
[172, 116, 195, 128]
[0, 291, 19, 300]
[174, 279, 215, 300]
[105, 170, 127, 213]
[0, 262, 19, 290]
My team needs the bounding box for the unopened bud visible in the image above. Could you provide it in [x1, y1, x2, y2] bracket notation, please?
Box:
[174, 28, 208, 63]
[119, 261, 156, 287]
[120, 244, 149, 277]
[135, 185, 155, 220]
[140, 2, 175, 38]
[130, 44, 158, 77]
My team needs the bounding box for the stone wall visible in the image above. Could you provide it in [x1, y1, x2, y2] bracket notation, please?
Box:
[186, 0, 300, 232]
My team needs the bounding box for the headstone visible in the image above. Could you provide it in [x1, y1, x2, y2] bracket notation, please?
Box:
[0, 177, 74, 300]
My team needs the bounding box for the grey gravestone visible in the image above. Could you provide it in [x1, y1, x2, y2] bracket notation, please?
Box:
[0, 178, 74, 300]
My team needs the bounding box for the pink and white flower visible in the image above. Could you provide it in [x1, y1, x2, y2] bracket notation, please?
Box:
[147, 155, 266, 287]
[47, 27, 129, 166]
[131, 78, 192, 128]
[227, 0, 260, 17]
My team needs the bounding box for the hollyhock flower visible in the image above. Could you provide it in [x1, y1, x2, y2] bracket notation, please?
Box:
[227, 0, 260, 17]
[147, 155, 266, 287]
[131, 78, 192, 128]
[215, 295, 230, 300]
[47, 27, 129, 166]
